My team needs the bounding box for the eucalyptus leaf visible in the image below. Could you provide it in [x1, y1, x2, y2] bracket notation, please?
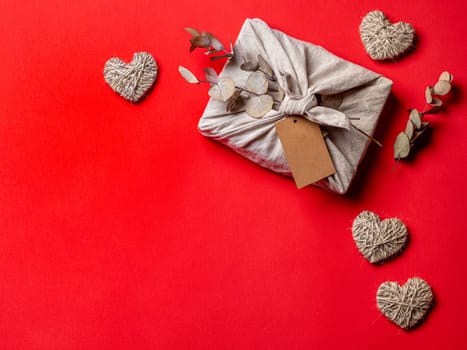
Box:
[210, 53, 234, 61]
[409, 109, 422, 129]
[240, 61, 259, 71]
[425, 86, 433, 104]
[226, 89, 242, 112]
[433, 80, 451, 96]
[245, 94, 274, 118]
[405, 120, 414, 139]
[258, 55, 274, 79]
[430, 98, 443, 107]
[277, 87, 285, 102]
[184, 27, 200, 37]
[203, 67, 219, 84]
[191, 35, 210, 48]
[394, 132, 411, 159]
[178, 66, 199, 84]
[208, 77, 236, 102]
[439, 71, 453, 83]
[246, 72, 268, 95]
[204, 49, 220, 55]
[206, 32, 224, 51]
[270, 87, 285, 102]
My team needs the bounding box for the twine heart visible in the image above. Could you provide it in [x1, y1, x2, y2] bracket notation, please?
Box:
[104, 52, 158, 102]
[352, 211, 408, 264]
[377, 277, 433, 330]
[359, 10, 415, 60]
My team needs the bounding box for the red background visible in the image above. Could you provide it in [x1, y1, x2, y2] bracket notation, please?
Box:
[0, 0, 466, 349]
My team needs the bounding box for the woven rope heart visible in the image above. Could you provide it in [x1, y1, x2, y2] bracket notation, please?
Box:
[352, 211, 408, 264]
[360, 10, 415, 60]
[377, 277, 433, 330]
[104, 52, 158, 102]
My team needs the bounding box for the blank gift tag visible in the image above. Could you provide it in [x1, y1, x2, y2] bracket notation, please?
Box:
[275, 116, 336, 189]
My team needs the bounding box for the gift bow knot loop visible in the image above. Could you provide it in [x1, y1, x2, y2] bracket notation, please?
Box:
[278, 93, 352, 130]
[279, 94, 318, 116]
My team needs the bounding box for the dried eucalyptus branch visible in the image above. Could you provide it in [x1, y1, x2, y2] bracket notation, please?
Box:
[178, 65, 280, 118]
[180, 27, 283, 118]
[394, 71, 454, 160]
[352, 124, 383, 147]
[184, 27, 234, 60]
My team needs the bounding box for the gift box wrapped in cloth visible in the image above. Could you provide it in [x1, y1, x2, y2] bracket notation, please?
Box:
[198, 18, 392, 194]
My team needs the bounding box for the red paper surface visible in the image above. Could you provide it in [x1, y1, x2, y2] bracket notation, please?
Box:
[0, 1, 466, 349]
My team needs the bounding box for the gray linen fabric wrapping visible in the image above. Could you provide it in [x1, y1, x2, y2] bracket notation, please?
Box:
[198, 18, 392, 194]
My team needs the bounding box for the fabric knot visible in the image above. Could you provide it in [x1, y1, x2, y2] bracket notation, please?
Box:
[279, 94, 318, 116]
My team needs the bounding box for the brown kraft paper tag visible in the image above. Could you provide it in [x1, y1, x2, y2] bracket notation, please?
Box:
[275, 116, 336, 189]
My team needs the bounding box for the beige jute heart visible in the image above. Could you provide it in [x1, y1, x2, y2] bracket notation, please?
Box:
[104, 52, 158, 102]
[360, 10, 415, 60]
[352, 211, 408, 264]
[377, 277, 433, 330]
